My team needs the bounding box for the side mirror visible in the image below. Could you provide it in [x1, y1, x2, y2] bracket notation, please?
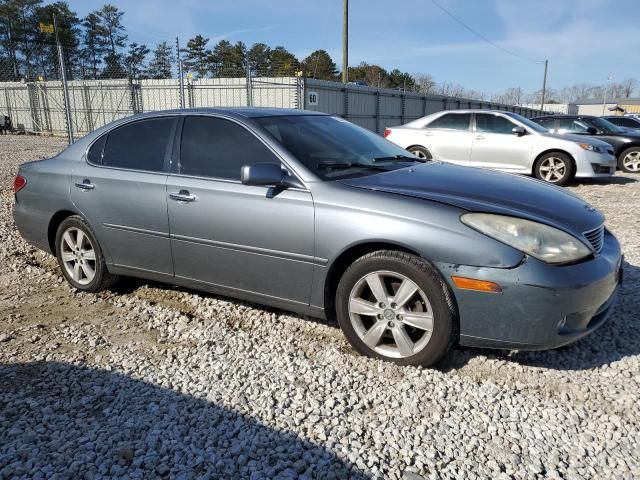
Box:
[586, 127, 598, 135]
[241, 163, 304, 189]
[512, 126, 526, 136]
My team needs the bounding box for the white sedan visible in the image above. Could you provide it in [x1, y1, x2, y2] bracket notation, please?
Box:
[384, 110, 616, 185]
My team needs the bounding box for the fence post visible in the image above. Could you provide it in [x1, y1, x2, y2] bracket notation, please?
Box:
[246, 62, 253, 107]
[54, 15, 74, 143]
[343, 85, 349, 120]
[400, 92, 406, 125]
[375, 90, 380, 133]
[178, 60, 185, 109]
[296, 76, 304, 109]
[422, 95, 427, 117]
[83, 83, 94, 132]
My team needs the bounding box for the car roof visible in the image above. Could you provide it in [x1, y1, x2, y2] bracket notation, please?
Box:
[148, 107, 328, 119]
[431, 109, 517, 115]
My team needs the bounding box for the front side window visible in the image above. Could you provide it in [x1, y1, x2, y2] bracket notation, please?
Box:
[531, 117, 555, 131]
[426, 113, 471, 131]
[585, 117, 624, 134]
[102, 117, 174, 171]
[475, 114, 516, 134]
[557, 118, 590, 133]
[180, 116, 279, 179]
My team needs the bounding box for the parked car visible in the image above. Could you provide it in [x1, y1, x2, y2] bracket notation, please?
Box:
[530, 114, 640, 173]
[384, 110, 616, 186]
[13, 108, 622, 366]
[602, 115, 640, 133]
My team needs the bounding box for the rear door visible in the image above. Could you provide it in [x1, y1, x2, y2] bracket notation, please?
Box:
[70, 116, 176, 277]
[422, 112, 473, 165]
[166, 115, 315, 304]
[470, 113, 534, 171]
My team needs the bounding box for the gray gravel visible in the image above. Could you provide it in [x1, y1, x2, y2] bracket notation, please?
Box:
[1, 135, 639, 479]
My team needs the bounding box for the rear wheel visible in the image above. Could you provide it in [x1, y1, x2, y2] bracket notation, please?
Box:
[534, 152, 574, 186]
[619, 147, 640, 173]
[55, 215, 118, 292]
[407, 145, 432, 161]
[335, 250, 455, 366]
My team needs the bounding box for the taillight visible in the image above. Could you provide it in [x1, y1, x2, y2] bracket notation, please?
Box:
[13, 175, 26, 193]
[383, 129, 392, 138]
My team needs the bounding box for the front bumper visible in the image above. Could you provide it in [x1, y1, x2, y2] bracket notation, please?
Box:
[574, 149, 617, 178]
[436, 230, 622, 350]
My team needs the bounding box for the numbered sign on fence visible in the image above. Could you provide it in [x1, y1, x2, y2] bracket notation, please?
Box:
[307, 91, 319, 106]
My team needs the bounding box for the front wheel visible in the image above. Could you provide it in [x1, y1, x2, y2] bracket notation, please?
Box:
[619, 147, 640, 173]
[534, 152, 574, 186]
[407, 145, 432, 161]
[335, 250, 455, 366]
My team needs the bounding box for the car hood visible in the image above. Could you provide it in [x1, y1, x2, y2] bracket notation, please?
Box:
[339, 162, 604, 235]
[539, 131, 611, 147]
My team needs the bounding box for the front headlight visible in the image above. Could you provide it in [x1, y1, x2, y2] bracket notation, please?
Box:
[461, 213, 592, 264]
[579, 143, 603, 153]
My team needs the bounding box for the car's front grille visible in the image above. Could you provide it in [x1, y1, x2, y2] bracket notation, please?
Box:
[583, 225, 605, 253]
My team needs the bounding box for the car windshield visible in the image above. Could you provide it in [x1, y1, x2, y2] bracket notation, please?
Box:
[254, 115, 419, 180]
[504, 112, 548, 133]
[585, 117, 624, 134]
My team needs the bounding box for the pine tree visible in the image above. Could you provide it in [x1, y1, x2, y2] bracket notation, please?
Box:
[269, 46, 299, 76]
[124, 42, 148, 79]
[96, 4, 127, 77]
[301, 49, 336, 80]
[81, 12, 106, 79]
[147, 41, 173, 79]
[181, 35, 210, 78]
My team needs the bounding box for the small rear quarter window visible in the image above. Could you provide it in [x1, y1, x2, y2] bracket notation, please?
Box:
[87, 135, 106, 164]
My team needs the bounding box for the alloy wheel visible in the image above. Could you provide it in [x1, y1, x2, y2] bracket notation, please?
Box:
[623, 151, 640, 172]
[348, 270, 434, 358]
[60, 227, 96, 285]
[539, 156, 567, 183]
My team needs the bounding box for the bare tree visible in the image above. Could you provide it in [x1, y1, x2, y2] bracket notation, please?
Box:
[618, 78, 637, 98]
[413, 73, 436, 94]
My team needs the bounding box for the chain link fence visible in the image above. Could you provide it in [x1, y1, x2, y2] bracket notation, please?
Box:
[1, 41, 547, 142]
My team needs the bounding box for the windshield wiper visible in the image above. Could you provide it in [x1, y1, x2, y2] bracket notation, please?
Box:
[372, 154, 424, 163]
[316, 161, 390, 171]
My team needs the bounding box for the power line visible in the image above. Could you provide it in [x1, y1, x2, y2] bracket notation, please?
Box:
[430, 0, 543, 64]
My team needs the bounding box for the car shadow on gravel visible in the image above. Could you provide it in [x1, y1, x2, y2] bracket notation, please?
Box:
[567, 176, 638, 186]
[440, 260, 640, 373]
[0, 361, 369, 479]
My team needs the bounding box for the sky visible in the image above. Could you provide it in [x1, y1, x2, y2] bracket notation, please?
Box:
[68, 0, 640, 95]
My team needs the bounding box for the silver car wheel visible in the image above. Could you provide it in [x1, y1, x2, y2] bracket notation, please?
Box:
[60, 227, 96, 285]
[623, 151, 640, 172]
[348, 270, 434, 358]
[539, 156, 567, 183]
[413, 150, 428, 160]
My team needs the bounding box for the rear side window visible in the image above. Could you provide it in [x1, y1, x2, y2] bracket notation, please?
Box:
[180, 116, 279, 180]
[533, 117, 555, 130]
[557, 118, 590, 133]
[427, 113, 471, 130]
[610, 117, 637, 128]
[475, 114, 516, 134]
[87, 134, 106, 164]
[101, 118, 174, 172]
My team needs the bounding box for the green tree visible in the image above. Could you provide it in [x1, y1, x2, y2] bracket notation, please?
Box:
[96, 3, 126, 77]
[0, 0, 43, 80]
[269, 46, 298, 76]
[301, 49, 336, 80]
[147, 41, 173, 79]
[388, 69, 415, 90]
[348, 62, 389, 87]
[124, 41, 148, 79]
[182, 34, 210, 78]
[81, 12, 106, 79]
[34, 2, 81, 79]
[247, 42, 271, 72]
[211, 40, 246, 75]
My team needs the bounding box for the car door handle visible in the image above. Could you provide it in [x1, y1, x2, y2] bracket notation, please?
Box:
[474, 135, 485, 140]
[169, 190, 196, 202]
[424, 131, 433, 136]
[74, 180, 95, 190]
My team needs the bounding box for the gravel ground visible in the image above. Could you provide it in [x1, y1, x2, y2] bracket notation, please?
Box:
[0, 134, 639, 480]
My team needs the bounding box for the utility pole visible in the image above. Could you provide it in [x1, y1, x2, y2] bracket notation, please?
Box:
[54, 14, 74, 144]
[176, 36, 185, 109]
[342, 0, 348, 83]
[602, 75, 613, 115]
[540, 59, 548, 111]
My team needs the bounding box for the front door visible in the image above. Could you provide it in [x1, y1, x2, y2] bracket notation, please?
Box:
[167, 115, 315, 305]
[470, 113, 533, 171]
[70, 117, 176, 277]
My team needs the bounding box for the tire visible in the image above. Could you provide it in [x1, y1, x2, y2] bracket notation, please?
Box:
[335, 250, 455, 367]
[618, 147, 640, 173]
[55, 215, 118, 292]
[534, 152, 574, 186]
[407, 145, 432, 161]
